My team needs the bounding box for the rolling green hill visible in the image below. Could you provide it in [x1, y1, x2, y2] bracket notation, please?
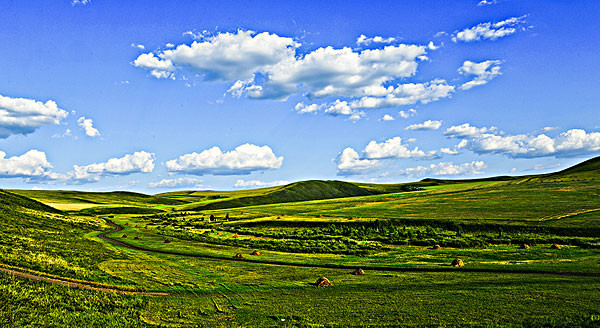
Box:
[8, 189, 186, 207]
[183, 180, 379, 211]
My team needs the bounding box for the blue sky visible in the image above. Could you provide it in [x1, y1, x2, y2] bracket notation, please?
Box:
[0, 0, 599, 193]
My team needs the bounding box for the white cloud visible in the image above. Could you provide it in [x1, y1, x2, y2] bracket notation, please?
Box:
[452, 16, 528, 42]
[477, 0, 498, 6]
[356, 34, 397, 46]
[148, 178, 203, 188]
[294, 102, 323, 114]
[52, 128, 72, 139]
[133, 53, 175, 79]
[458, 60, 502, 90]
[399, 161, 487, 177]
[440, 147, 459, 155]
[405, 120, 442, 131]
[71, 0, 91, 5]
[444, 123, 498, 138]
[336, 147, 380, 176]
[363, 137, 438, 159]
[380, 114, 395, 121]
[135, 30, 432, 102]
[166, 143, 283, 175]
[0, 94, 68, 138]
[445, 124, 600, 158]
[399, 108, 417, 118]
[70, 151, 155, 182]
[234, 179, 290, 188]
[165, 43, 175, 48]
[0, 150, 54, 179]
[130, 43, 145, 50]
[77, 117, 100, 137]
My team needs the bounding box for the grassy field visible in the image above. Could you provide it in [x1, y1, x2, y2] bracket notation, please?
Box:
[1, 156, 600, 327]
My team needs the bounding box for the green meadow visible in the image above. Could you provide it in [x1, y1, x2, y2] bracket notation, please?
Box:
[2, 157, 600, 327]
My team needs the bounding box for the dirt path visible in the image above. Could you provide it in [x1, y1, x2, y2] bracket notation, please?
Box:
[0, 267, 168, 296]
[99, 219, 600, 278]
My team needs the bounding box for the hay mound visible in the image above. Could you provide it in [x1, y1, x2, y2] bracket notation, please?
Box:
[315, 277, 333, 287]
[351, 268, 365, 275]
[134, 236, 140, 240]
[234, 253, 244, 259]
[232, 234, 240, 238]
[135, 225, 139, 228]
[251, 250, 261, 256]
[451, 258, 465, 267]
[121, 234, 127, 238]
[125, 223, 129, 225]
[164, 239, 171, 243]
[145, 226, 149, 229]
[521, 243, 530, 249]
[551, 244, 561, 250]
[432, 244, 442, 250]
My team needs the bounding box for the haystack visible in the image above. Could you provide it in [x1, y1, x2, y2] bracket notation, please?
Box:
[134, 236, 140, 240]
[315, 277, 333, 287]
[520, 243, 530, 249]
[164, 239, 171, 243]
[121, 234, 127, 238]
[135, 225, 139, 228]
[432, 244, 442, 250]
[251, 250, 262, 256]
[451, 258, 465, 267]
[234, 253, 244, 259]
[232, 234, 240, 238]
[551, 243, 561, 250]
[145, 226, 149, 229]
[351, 268, 365, 275]
[125, 223, 129, 225]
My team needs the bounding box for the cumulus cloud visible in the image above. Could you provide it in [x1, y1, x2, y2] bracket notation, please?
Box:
[356, 34, 397, 46]
[399, 161, 487, 177]
[0, 150, 54, 179]
[405, 120, 442, 131]
[166, 143, 283, 175]
[299, 79, 454, 121]
[477, 0, 498, 6]
[148, 177, 203, 188]
[445, 124, 600, 158]
[452, 16, 528, 42]
[130, 43, 145, 50]
[294, 102, 323, 114]
[69, 151, 155, 182]
[363, 137, 438, 159]
[336, 147, 380, 176]
[234, 179, 290, 188]
[458, 60, 502, 90]
[135, 29, 506, 120]
[380, 114, 395, 121]
[77, 117, 100, 137]
[71, 0, 91, 5]
[399, 108, 417, 118]
[0, 94, 68, 138]
[0, 150, 155, 184]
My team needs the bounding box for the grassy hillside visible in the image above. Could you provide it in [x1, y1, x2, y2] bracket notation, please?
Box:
[9, 190, 186, 207]
[183, 180, 378, 211]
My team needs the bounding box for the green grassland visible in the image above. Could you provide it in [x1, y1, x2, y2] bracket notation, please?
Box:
[1, 157, 600, 327]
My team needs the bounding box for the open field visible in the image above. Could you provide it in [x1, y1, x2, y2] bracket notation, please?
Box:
[1, 157, 600, 326]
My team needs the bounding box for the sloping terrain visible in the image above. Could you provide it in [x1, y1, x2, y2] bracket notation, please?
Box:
[182, 180, 378, 211]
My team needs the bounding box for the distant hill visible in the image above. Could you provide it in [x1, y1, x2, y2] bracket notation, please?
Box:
[8, 190, 186, 207]
[183, 180, 377, 211]
[0, 190, 63, 214]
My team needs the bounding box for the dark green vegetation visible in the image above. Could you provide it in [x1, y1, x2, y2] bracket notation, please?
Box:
[1, 156, 600, 327]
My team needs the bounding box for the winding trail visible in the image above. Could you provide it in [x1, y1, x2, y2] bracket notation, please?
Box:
[99, 219, 600, 278]
[0, 267, 167, 296]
